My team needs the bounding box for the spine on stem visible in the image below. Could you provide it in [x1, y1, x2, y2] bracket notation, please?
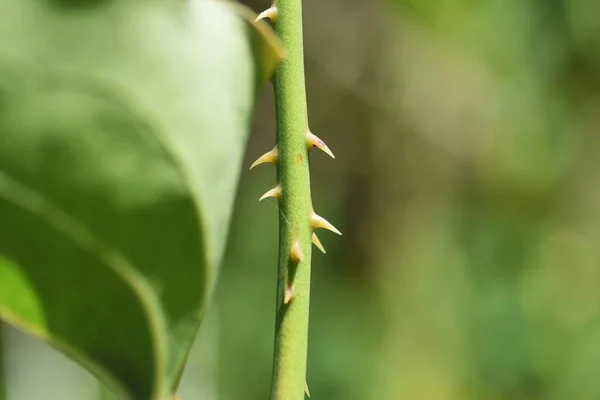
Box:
[252, 1, 340, 399]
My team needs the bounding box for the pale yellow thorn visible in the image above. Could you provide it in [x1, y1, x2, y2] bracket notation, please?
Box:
[290, 240, 304, 263]
[255, 5, 278, 23]
[306, 131, 335, 159]
[311, 233, 326, 254]
[284, 286, 294, 304]
[249, 146, 278, 169]
[311, 212, 342, 235]
[259, 185, 281, 202]
[305, 381, 311, 397]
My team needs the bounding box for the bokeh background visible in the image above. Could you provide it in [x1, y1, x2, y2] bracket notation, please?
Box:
[4, 0, 600, 398]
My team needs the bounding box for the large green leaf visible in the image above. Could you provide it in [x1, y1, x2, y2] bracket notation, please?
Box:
[0, 0, 282, 398]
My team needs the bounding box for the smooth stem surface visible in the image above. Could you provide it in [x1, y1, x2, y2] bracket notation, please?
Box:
[0, 325, 4, 400]
[270, 0, 312, 399]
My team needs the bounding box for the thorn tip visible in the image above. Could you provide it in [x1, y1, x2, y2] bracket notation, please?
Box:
[284, 286, 294, 304]
[255, 5, 278, 23]
[249, 146, 278, 170]
[305, 382, 311, 397]
[259, 185, 281, 202]
[311, 212, 342, 235]
[311, 233, 326, 254]
[290, 241, 304, 263]
[306, 131, 335, 159]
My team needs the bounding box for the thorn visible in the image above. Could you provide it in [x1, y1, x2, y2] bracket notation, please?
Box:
[305, 381, 311, 397]
[290, 241, 304, 263]
[306, 131, 335, 159]
[249, 146, 278, 169]
[259, 185, 281, 201]
[311, 212, 342, 235]
[255, 5, 278, 23]
[311, 233, 326, 254]
[284, 286, 294, 304]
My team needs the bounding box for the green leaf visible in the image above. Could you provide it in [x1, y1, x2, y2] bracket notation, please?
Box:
[0, 0, 282, 399]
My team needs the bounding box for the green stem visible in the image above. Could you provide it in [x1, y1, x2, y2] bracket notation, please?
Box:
[270, 0, 312, 399]
[0, 324, 5, 400]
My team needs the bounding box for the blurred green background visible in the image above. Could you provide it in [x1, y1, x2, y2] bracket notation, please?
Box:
[5, 0, 600, 398]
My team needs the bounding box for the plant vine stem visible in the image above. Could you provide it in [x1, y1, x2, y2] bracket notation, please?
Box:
[0, 324, 5, 400]
[270, 0, 312, 399]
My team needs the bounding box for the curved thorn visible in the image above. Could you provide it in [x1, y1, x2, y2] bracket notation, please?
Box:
[284, 286, 294, 304]
[311, 233, 326, 254]
[250, 146, 278, 169]
[305, 382, 311, 397]
[290, 240, 304, 263]
[311, 212, 342, 235]
[259, 185, 281, 202]
[255, 5, 278, 23]
[306, 131, 335, 159]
